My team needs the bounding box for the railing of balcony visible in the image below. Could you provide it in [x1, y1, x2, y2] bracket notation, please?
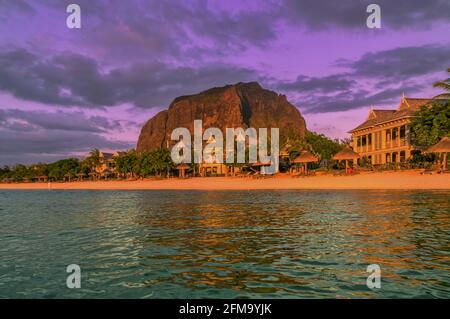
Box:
[400, 138, 407, 146]
[392, 139, 398, 147]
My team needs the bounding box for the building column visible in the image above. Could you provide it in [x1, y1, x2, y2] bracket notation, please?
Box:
[405, 124, 410, 145]
[405, 149, 411, 161]
[381, 130, 386, 163]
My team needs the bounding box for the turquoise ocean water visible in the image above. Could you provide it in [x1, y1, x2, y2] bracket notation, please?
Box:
[0, 190, 449, 298]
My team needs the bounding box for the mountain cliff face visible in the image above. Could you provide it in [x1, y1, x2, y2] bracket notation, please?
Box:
[136, 82, 307, 152]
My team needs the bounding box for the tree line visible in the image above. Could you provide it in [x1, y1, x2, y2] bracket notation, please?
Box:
[0, 148, 175, 182]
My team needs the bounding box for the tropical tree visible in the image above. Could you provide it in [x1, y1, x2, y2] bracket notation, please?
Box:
[115, 150, 139, 179]
[285, 138, 310, 161]
[138, 151, 155, 177]
[46, 158, 80, 180]
[0, 165, 11, 180]
[9, 164, 33, 182]
[30, 163, 49, 178]
[433, 68, 450, 99]
[84, 148, 101, 172]
[136, 148, 175, 178]
[410, 99, 450, 147]
[305, 131, 342, 162]
[152, 148, 175, 177]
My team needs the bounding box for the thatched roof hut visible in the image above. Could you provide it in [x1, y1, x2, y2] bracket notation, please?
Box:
[101, 168, 113, 175]
[176, 163, 190, 177]
[292, 150, 318, 175]
[425, 136, 450, 170]
[425, 136, 450, 153]
[251, 161, 271, 167]
[333, 146, 360, 174]
[88, 172, 99, 180]
[76, 172, 86, 181]
[176, 163, 190, 170]
[332, 146, 360, 160]
[100, 168, 114, 179]
[293, 150, 318, 163]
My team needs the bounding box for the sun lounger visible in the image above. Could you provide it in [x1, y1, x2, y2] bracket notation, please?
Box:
[421, 169, 437, 175]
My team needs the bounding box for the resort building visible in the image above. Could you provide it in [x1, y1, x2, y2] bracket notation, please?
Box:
[199, 136, 233, 176]
[349, 95, 431, 165]
[94, 151, 126, 173]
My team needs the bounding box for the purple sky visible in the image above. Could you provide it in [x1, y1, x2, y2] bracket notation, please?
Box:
[0, 0, 449, 165]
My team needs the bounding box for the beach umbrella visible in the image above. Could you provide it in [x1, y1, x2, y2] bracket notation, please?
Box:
[332, 146, 360, 174]
[251, 161, 271, 167]
[176, 163, 190, 178]
[425, 136, 450, 171]
[250, 161, 272, 174]
[88, 172, 98, 180]
[100, 168, 113, 180]
[293, 150, 318, 175]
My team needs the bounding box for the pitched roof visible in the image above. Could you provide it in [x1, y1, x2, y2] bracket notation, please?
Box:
[332, 146, 360, 160]
[101, 152, 114, 160]
[293, 150, 318, 163]
[425, 136, 450, 153]
[350, 97, 433, 133]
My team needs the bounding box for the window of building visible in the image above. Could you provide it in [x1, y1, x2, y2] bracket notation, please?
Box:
[400, 126, 406, 139]
[400, 151, 406, 162]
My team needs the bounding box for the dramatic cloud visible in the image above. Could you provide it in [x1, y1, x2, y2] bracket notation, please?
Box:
[338, 44, 450, 82]
[275, 44, 450, 113]
[0, 108, 135, 165]
[295, 85, 422, 114]
[0, 0, 35, 19]
[276, 74, 355, 94]
[3, 0, 277, 63]
[0, 108, 128, 132]
[0, 0, 448, 164]
[0, 48, 258, 108]
[0, 127, 133, 165]
[281, 0, 450, 30]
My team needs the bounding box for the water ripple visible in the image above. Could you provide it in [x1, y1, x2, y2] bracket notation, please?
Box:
[0, 190, 449, 298]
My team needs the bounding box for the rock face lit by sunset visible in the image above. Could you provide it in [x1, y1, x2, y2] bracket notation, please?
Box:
[0, 0, 449, 165]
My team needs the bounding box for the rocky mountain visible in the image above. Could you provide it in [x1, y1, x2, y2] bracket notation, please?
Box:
[136, 82, 307, 152]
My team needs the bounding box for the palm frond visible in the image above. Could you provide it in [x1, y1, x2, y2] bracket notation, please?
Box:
[432, 93, 450, 99]
[433, 81, 450, 90]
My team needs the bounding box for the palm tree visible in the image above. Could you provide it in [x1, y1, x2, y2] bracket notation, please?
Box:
[84, 148, 101, 173]
[433, 68, 450, 99]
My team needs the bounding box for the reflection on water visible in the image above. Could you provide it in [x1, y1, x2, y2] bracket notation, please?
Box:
[0, 190, 449, 298]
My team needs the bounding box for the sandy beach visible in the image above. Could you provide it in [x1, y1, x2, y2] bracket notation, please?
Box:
[0, 170, 449, 190]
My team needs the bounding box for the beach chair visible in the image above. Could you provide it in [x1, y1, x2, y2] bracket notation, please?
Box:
[421, 165, 439, 175]
[251, 172, 262, 179]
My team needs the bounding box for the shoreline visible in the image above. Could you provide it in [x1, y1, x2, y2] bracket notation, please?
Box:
[1, 171, 449, 190]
